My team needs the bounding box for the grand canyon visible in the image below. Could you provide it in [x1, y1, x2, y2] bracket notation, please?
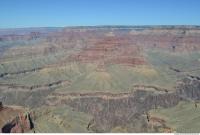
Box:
[0, 26, 200, 132]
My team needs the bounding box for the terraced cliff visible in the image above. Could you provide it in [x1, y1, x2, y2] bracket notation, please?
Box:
[0, 26, 200, 132]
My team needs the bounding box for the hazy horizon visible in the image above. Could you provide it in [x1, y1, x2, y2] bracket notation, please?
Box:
[1, 25, 200, 30]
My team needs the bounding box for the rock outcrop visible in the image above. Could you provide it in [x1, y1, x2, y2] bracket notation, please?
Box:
[44, 76, 200, 132]
[1, 112, 35, 133]
[177, 76, 200, 100]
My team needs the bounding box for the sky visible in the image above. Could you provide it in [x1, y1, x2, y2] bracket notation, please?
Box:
[0, 0, 200, 28]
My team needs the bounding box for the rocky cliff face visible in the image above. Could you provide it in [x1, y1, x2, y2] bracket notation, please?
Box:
[1, 26, 200, 132]
[1, 76, 200, 132]
[1, 26, 200, 60]
[43, 76, 200, 132]
[1, 74, 200, 132]
[1, 112, 35, 133]
[176, 76, 200, 100]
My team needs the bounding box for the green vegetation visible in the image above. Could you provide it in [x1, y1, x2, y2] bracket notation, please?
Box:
[0, 61, 176, 92]
[34, 105, 93, 133]
[0, 50, 67, 74]
[150, 101, 200, 132]
[146, 49, 200, 76]
[55, 63, 176, 93]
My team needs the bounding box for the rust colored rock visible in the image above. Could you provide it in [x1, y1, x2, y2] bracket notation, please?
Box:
[1, 112, 34, 133]
[11, 123, 24, 133]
